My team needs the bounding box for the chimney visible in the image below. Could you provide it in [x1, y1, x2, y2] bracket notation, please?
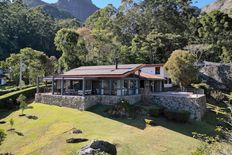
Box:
[115, 57, 119, 69]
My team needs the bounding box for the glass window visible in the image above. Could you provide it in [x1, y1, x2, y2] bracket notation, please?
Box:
[155, 67, 160, 74]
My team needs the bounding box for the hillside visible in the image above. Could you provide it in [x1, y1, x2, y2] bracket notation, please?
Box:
[55, 0, 98, 22]
[202, 0, 232, 14]
[22, 0, 46, 7]
[38, 4, 75, 19]
[22, 0, 98, 21]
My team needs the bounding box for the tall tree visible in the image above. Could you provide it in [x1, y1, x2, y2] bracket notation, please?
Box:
[164, 50, 197, 90]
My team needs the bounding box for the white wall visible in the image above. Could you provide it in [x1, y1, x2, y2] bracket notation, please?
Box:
[141, 66, 173, 88]
[0, 78, 6, 85]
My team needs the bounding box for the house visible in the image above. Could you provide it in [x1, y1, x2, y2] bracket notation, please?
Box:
[0, 68, 6, 86]
[35, 63, 206, 120]
[43, 64, 171, 97]
[36, 64, 172, 109]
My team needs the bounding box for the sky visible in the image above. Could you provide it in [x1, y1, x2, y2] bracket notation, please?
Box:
[44, 0, 215, 9]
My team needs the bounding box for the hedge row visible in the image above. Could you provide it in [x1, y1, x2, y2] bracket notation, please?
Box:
[148, 107, 190, 123]
[0, 85, 35, 96]
[164, 109, 190, 123]
[0, 86, 44, 109]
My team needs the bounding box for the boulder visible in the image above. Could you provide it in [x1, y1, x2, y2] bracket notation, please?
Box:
[77, 140, 117, 155]
[66, 138, 88, 143]
[72, 128, 82, 134]
[198, 61, 232, 91]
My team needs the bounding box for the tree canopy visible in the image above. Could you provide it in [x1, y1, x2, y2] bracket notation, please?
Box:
[164, 50, 197, 89]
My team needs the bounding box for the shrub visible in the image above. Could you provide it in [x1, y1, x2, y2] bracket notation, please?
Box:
[0, 129, 6, 145]
[17, 94, 27, 115]
[148, 106, 165, 117]
[144, 119, 156, 126]
[164, 109, 190, 123]
[107, 100, 141, 118]
[9, 118, 14, 129]
[210, 90, 226, 102]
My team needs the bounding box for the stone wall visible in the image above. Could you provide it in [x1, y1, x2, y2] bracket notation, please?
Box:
[35, 93, 141, 110]
[99, 95, 141, 105]
[150, 94, 206, 120]
[35, 93, 206, 120]
[35, 93, 98, 110]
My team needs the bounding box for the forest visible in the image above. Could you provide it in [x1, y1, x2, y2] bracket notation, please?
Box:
[0, 0, 232, 84]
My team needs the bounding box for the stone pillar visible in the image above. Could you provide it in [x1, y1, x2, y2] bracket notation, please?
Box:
[82, 78, 85, 96]
[61, 77, 64, 95]
[52, 76, 54, 95]
[36, 77, 39, 93]
[101, 80, 104, 95]
[109, 80, 112, 95]
[160, 80, 162, 92]
[136, 79, 139, 95]
[121, 79, 124, 96]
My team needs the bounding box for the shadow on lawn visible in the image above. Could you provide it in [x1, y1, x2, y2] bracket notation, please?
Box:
[87, 104, 147, 130]
[0, 108, 17, 120]
[88, 104, 224, 138]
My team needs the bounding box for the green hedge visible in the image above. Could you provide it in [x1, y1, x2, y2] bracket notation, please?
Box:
[164, 109, 190, 123]
[0, 86, 44, 109]
[0, 85, 35, 96]
[148, 106, 164, 117]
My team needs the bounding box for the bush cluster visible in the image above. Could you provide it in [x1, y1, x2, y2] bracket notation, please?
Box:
[0, 129, 6, 145]
[164, 109, 190, 123]
[148, 106, 164, 117]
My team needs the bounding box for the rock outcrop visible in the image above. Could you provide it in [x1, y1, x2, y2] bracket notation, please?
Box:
[22, 0, 46, 7]
[22, 0, 98, 21]
[55, 0, 98, 22]
[198, 61, 232, 91]
[77, 140, 117, 155]
[202, 0, 232, 14]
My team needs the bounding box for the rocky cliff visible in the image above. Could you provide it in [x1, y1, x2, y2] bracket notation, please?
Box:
[202, 0, 232, 14]
[22, 0, 98, 21]
[55, 0, 98, 22]
[22, 0, 46, 7]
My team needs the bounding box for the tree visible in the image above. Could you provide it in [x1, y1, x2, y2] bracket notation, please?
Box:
[17, 94, 27, 115]
[164, 50, 197, 90]
[194, 11, 232, 63]
[9, 118, 14, 129]
[5, 48, 55, 84]
[0, 129, 6, 145]
[55, 28, 89, 70]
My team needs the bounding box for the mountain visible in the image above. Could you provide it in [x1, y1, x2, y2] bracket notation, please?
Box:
[22, 0, 47, 7]
[38, 5, 75, 19]
[202, 0, 232, 14]
[54, 0, 98, 22]
[22, 0, 98, 21]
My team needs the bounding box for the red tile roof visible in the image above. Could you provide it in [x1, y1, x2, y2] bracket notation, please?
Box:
[139, 72, 165, 80]
[62, 64, 143, 78]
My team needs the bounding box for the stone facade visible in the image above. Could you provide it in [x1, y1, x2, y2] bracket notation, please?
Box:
[35, 93, 141, 110]
[150, 93, 206, 120]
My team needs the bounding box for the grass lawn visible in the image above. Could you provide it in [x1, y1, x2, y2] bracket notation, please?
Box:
[0, 102, 221, 155]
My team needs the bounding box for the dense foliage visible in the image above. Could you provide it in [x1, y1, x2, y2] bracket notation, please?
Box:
[164, 50, 197, 89]
[0, 0, 80, 60]
[0, 129, 6, 145]
[5, 48, 57, 85]
[1, 0, 232, 83]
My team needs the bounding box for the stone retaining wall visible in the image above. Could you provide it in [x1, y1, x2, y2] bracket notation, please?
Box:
[35, 93, 206, 120]
[150, 94, 206, 120]
[35, 93, 141, 110]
